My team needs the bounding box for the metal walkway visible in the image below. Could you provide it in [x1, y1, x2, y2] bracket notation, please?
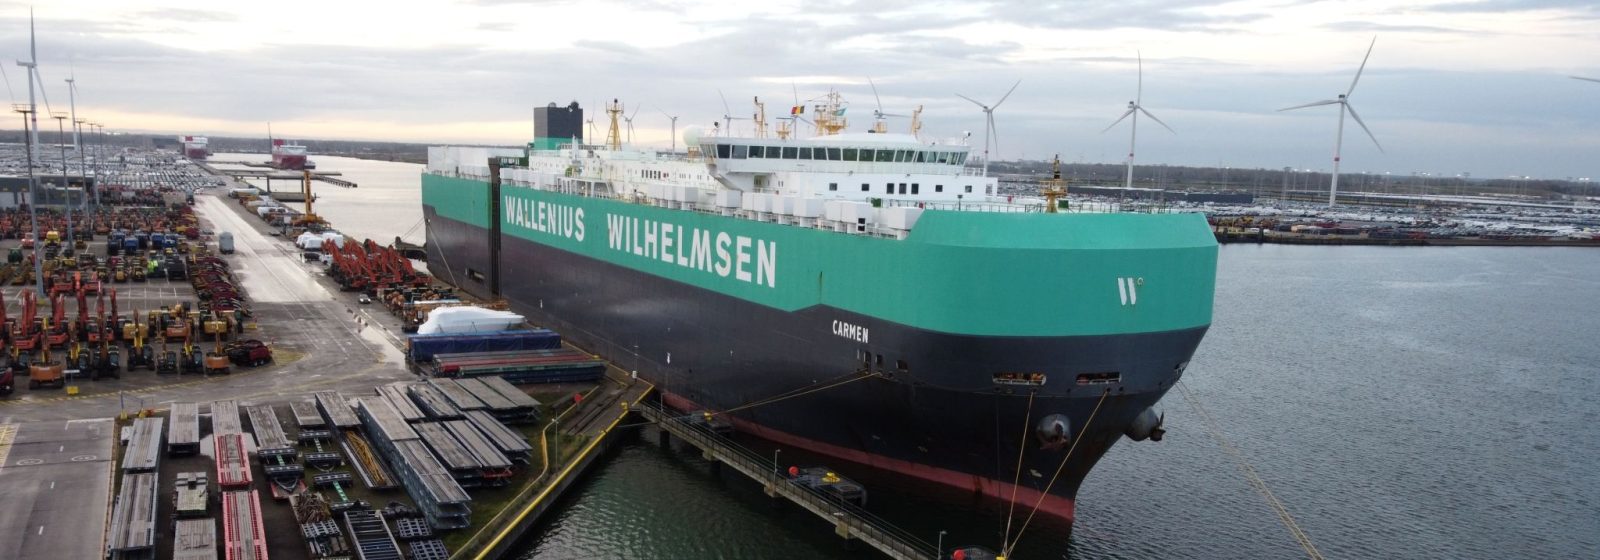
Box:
[638, 403, 938, 560]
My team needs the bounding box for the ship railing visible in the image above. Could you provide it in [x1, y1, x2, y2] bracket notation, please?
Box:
[641, 401, 940, 560]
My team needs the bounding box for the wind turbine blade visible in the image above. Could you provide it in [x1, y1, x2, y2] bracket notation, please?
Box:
[1101, 108, 1136, 133]
[718, 89, 731, 115]
[1345, 104, 1384, 153]
[869, 76, 883, 113]
[955, 93, 985, 108]
[993, 79, 1021, 108]
[1572, 76, 1600, 84]
[1278, 99, 1341, 111]
[1347, 36, 1377, 96]
[1137, 50, 1143, 105]
[1139, 107, 1175, 133]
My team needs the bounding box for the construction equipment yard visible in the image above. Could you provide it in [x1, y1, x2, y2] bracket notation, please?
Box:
[0, 156, 649, 560]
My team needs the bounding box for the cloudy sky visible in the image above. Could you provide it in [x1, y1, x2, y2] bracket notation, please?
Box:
[1, 0, 1596, 178]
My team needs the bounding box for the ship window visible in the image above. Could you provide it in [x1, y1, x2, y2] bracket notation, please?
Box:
[466, 268, 485, 283]
[1075, 372, 1120, 385]
[733, 145, 748, 159]
[876, 150, 893, 162]
[957, 153, 968, 165]
[911, 184, 920, 195]
[783, 147, 798, 159]
[901, 150, 913, 162]
[828, 182, 838, 191]
[768, 146, 782, 159]
[885, 183, 893, 194]
[965, 185, 973, 193]
[898, 183, 907, 194]
[799, 147, 813, 160]
[828, 148, 842, 161]
[861, 183, 869, 192]
[716, 144, 731, 159]
[896, 359, 909, 371]
[844, 148, 858, 161]
[996, 372, 1047, 386]
[749, 145, 764, 158]
[875, 354, 883, 366]
[935, 184, 944, 193]
[915, 151, 926, 163]
[859, 149, 873, 162]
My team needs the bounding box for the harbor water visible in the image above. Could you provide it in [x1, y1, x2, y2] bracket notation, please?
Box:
[305, 157, 1599, 559]
[210, 153, 425, 246]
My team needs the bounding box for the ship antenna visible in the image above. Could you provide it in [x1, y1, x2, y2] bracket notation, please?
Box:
[604, 99, 624, 150]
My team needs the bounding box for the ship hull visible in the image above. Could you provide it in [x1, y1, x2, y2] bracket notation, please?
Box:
[272, 154, 308, 170]
[423, 204, 1206, 524]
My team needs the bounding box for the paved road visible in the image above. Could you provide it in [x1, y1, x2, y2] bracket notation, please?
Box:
[194, 196, 329, 303]
[0, 419, 115, 560]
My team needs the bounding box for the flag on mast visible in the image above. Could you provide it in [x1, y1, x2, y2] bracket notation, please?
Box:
[790, 105, 804, 115]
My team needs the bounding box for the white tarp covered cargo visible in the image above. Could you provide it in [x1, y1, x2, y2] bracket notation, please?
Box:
[416, 306, 527, 335]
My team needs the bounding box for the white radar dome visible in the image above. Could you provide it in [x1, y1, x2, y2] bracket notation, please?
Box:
[682, 126, 705, 148]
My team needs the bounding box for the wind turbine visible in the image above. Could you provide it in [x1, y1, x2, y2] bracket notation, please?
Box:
[717, 89, 745, 136]
[623, 104, 640, 145]
[655, 106, 679, 152]
[15, 8, 47, 297]
[956, 79, 1020, 176]
[1102, 52, 1175, 190]
[1279, 37, 1384, 207]
[867, 77, 906, 133]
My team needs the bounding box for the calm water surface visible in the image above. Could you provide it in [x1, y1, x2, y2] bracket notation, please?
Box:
[298, 160, 1598, 558]
[211, 152, 424, 246]
[517, 245, 1600, 560]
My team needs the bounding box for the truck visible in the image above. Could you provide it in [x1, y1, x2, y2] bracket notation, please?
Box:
[218, 232, 235, 254]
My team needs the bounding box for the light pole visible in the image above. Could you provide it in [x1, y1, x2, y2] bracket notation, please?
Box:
[53, 112, 73, 249]
[773, 449, 781, 474]
[937, 530, 947, 559]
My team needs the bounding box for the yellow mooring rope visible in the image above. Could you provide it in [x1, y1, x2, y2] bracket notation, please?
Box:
[1004, 388, 1111, 556]
[1000, 390, 1038, 548]
[1177, 380, 1325, 560]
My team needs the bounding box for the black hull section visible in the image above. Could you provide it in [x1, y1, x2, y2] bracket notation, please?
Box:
[424, 208, 1207, 521]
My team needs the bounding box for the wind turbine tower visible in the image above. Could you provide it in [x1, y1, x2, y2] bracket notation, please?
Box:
[1103, 52, 1175, 190]
[1280, 37, 1385, 207]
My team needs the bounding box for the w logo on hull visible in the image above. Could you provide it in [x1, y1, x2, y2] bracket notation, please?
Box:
[1117, 277, 1142, 306]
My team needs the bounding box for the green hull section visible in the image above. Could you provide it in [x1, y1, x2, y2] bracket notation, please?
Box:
[422, 174, 1216, 337]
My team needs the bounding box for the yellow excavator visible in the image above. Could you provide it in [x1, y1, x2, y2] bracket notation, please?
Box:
[123, 310, 154, 371]
[203, 314, 231, 375]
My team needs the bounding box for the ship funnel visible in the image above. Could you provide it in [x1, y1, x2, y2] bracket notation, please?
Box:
[1125, 408, 1165, 442]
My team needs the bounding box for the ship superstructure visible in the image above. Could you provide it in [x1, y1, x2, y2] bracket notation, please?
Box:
[421, 95, 1217, 541]
[271, 139, 312, 170]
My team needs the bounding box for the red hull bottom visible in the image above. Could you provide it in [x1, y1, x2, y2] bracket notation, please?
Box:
[661, 391, 1077, 524]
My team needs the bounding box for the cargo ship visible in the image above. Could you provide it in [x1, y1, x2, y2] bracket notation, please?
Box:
[181, 136, 209, 160]
[271, 139, 313, 170]
[421, 97, 1217, 535]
